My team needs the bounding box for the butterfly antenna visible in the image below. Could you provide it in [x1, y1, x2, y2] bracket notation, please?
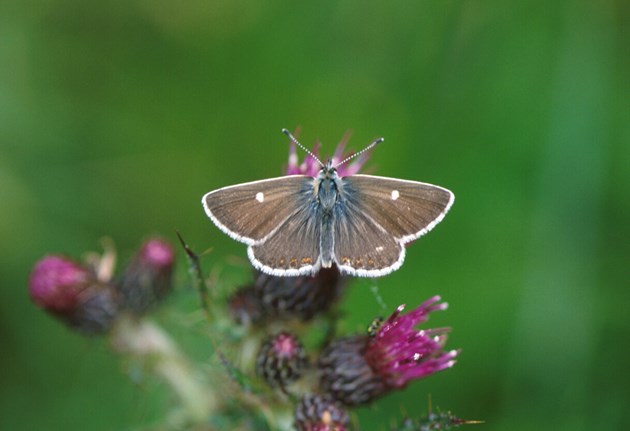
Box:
[282, 128, 324, 167]
[336, 136, 384, 168]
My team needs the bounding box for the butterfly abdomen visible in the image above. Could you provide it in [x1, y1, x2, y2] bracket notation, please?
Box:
[320, 214, 334, 268]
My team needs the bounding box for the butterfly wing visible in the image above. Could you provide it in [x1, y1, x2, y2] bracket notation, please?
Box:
[248, 201, 323, 276]
[332, 174, 454, 277]
[332, 197, 403, 277]
[202, 175, 314, 245]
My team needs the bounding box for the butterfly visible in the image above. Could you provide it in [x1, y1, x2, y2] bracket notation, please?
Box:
[202, 129, 454, 277]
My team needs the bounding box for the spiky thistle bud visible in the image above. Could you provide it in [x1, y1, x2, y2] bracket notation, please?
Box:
[229, 267, 346, 324]
[116, 237, 174, 313]
[294, 394, 350, 431]
[256, 331, 308, 388]
[254, 267, 346, 320]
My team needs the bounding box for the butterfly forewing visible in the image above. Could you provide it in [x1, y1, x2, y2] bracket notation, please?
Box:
[249, 202, 322, 276]
[341, 175, 454, 243]
[202, 176, 313, 245]
[332, 198, 403, 276]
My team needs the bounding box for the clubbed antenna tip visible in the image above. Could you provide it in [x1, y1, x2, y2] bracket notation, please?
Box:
[336, 136, 383, 168]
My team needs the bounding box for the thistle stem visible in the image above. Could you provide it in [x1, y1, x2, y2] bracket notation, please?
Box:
[110, 314, 217, 423]
[176, 231, 211, 318]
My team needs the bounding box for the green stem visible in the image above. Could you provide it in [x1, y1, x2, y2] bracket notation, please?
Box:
[110, 314, 217, 424]
[176, 231, 211, 318]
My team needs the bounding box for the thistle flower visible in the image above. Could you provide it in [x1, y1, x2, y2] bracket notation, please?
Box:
[116, 238, 175, 313]
[294, 394, 350, 431]
[29, 255, 120, 334]
[254, 267, 346, 320]
[256, 331, 308, 388]
[285, 131, 371, 177]
[319, 296, 459, 406]
[229, 267, 346, 323]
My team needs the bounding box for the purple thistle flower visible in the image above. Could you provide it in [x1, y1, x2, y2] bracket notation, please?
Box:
[139, 238, 175, 269]
[29, 255, 120, 334]
[319, 296, 459, 406]
[365, 296, 459, 388]
[286, 138, 323, 177]
[29, 256, 92, 312]
[285, 131, 371, 177]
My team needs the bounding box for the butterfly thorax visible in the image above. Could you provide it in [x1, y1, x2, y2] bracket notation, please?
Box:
[316, 161, 342, 214]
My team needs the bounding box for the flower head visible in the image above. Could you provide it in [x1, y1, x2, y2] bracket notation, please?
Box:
[139, 238, 175, 269]
[285, 131, 371, 178]
[116, 237, 175, 313]
[366, 296, 458, 388]
[319, 296, 459, 406]
[294, 394, 350, 431]
[229, 267, 346, 323]
[256, 331, 308, 388]
[29, 255, 92, 312]
[29, 255, 120, 334]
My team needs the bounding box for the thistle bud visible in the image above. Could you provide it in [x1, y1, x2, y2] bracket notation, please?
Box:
[29, 255, 120, 334]
[228, 267, 346, 324]
[256, 331, 308, 388]
[294, 394, 350, 431]
[117, 238, 174, 313]
[255, 267, 345, 320]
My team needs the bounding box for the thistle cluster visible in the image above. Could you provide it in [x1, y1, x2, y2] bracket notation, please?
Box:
[28, 134, 468, 430]
[29, 238, 174, 333]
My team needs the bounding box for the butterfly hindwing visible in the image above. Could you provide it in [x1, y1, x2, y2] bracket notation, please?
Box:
[249, 200, 322, 276]
[340, 175, 454, 243]
[202, 176, 313, 245]
[332, 196, 404, 276]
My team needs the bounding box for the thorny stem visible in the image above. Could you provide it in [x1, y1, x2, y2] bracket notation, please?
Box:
[176, 231, 211, 318]
[177, 232, 286, 429]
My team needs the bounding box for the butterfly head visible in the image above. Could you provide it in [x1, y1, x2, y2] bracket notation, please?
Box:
[282, 128, 384, 178]
[321, 159, 338, 178]
[316, 160, 341, 212]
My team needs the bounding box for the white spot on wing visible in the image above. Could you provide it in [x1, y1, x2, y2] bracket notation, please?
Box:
[375, 246, 384, 252]
[391, 190, 400, 200]
[255, 192, 264, 203]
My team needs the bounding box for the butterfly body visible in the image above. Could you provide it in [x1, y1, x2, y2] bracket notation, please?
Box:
[315, 161, 340, 269]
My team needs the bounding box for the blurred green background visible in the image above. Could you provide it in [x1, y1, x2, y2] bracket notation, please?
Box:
[1, 0, 628, 430]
